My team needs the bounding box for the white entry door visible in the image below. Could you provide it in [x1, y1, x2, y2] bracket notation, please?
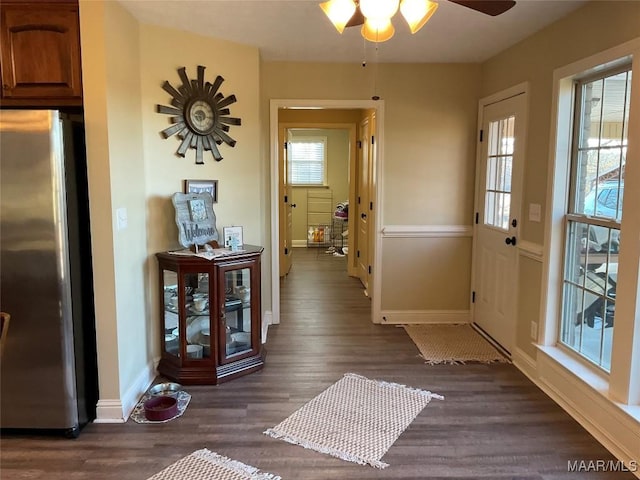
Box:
[473, 93, 527, 353]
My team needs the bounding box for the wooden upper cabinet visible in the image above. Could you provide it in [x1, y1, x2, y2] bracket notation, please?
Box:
[0, 1, 82, 104]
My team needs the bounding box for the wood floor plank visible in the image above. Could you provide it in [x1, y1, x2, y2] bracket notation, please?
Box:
[1, 248, 634, 479]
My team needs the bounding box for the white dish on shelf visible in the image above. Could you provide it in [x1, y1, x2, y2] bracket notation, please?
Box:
[231, 332, 250, 344]
[186, 316, 209, 344]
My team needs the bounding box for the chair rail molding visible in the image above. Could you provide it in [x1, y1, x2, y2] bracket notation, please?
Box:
[518, 240, 544, 262]
[382, 225, 473, 238]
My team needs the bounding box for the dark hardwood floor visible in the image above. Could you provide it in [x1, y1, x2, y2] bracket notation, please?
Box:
[1, 248, 634, 479]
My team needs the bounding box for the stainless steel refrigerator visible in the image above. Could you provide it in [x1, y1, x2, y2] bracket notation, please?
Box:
[0, 109, 98, 437]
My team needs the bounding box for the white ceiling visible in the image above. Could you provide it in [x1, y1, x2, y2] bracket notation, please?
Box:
[117, 0, 588, 63]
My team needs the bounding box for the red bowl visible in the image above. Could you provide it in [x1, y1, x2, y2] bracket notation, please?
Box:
[143, 396, 178, 421]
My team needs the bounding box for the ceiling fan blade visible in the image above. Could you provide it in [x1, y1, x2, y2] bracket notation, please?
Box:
[345, 4, 364, 28]
[448, 0, 516, 16]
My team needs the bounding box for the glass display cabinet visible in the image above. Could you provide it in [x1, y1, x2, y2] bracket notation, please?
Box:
[155, 245, 264, 384]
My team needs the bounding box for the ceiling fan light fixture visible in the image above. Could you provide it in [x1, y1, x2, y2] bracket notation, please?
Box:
[361, 17, 395, 42]
[320, 0, 357, 33]
[400, 0, 439, 34]
[359, 0, 400, 21]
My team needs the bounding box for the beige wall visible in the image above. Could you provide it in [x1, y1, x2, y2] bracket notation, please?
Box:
[80, 0, 147, 409]
[263, 63, 481, 312]
[80, 2, 261, 414]
[138, 24, 261, 370]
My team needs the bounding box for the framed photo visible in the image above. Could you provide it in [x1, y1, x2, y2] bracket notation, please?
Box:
[184, 179, 218, 203]
[188, 198, 208, 222]
[223, 226, 244, 250]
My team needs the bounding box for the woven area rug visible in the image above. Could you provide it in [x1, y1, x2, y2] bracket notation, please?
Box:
[146, 448, 281, 480]
[263, 373, 443, 469]
[403, 324, 510, 365]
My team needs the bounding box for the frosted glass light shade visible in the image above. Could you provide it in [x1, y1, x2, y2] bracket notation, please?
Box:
[400, 0, 438, 33]
[361, 18, 395, 42]
[359, 0, 399, 20]
[320, 0, 357, 33]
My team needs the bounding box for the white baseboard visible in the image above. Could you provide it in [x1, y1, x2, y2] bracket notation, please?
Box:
[533, 348, 640, 477]
[512, 346, 537, 380]
[262, 310, 273, 343]
[94, 400, 126, 424]
[94, 359, 157, 423]
[380, 310, 470, 324]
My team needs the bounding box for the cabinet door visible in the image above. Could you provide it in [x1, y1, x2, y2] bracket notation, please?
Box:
[217, 261, 257, 365]
[1, 3, 82, 100]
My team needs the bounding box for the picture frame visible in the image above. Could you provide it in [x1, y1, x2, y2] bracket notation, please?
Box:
[184, 179, 218, 203]
[223, 226, 244, 251]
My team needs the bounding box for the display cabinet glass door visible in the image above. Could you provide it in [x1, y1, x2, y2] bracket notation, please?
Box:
[162, 269, 212, 360]
[219, 264, 253, 363]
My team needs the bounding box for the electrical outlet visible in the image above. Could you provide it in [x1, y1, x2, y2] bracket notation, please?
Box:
[531, 321, 538, 340]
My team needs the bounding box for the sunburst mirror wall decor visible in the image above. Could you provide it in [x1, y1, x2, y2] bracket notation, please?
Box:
[157, 65, 241, 164]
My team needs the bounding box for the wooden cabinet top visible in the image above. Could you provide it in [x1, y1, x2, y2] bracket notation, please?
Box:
[156, 245, 264, 267]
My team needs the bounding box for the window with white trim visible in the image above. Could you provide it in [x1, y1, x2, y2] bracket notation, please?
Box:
[560, 66, 632, 372]
[289, 136, 327, 186]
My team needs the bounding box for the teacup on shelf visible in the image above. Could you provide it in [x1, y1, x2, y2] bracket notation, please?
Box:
[193, 298, 208, 312]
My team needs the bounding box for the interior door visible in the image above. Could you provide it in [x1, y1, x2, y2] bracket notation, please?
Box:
[472, 93, 527, 353]
[357, 117, 370, 290]
[279, 128, 293, 276]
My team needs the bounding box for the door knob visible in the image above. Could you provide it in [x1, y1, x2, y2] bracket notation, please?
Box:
[361, 213, 367, 219]
[291, 203, 296, 208]
[505, 236, 517, 246]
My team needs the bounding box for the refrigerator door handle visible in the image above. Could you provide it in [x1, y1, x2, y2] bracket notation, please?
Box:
[0, 312, 10, 357]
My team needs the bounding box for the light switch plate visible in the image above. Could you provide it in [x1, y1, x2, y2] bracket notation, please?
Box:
[116, 207, 128, 231]
[529, 203, 541, 222]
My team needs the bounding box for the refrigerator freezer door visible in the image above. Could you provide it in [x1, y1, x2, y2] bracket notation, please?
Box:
[0, 110, 79, 432]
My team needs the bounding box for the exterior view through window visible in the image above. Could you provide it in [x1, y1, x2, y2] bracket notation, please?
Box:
[560, 66, 631, 371]
[484, 115, 514, 230]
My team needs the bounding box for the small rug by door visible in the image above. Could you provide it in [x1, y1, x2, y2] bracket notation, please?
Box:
[403, 323, 510, 365]
[263, 373, 443, 469]
[146, 448, 281, 480]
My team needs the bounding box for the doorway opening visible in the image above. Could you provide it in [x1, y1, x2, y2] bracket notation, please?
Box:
[270, 100, 384, 327]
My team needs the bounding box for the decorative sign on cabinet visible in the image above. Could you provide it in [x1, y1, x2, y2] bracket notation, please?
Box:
[156, 245, 264, 385]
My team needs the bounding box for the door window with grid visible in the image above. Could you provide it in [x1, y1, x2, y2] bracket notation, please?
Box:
[560, 66, 631, 372]
[484, 115, 515, 230]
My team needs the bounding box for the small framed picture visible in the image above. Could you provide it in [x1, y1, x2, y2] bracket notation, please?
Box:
[188, 198, 208, 222]
[223, 226, 244, 251]
[184, 179, 218, 203]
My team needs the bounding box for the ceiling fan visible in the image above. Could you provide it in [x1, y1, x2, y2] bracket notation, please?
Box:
[322, 0, 516, 42]
[344, 0, 515, 27]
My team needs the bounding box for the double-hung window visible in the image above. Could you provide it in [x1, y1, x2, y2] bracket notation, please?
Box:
[560, 66, 632, 371]
[289, 136, 327, 186]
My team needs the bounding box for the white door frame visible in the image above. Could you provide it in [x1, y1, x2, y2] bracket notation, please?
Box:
[471, 82, 529, 350]
[269, 99, 385, 325]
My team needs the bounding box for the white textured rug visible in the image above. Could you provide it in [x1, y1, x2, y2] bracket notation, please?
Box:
[403, 324, 510, 364]
[264, 373, 443, 469]
[147, 449, 280, 480]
